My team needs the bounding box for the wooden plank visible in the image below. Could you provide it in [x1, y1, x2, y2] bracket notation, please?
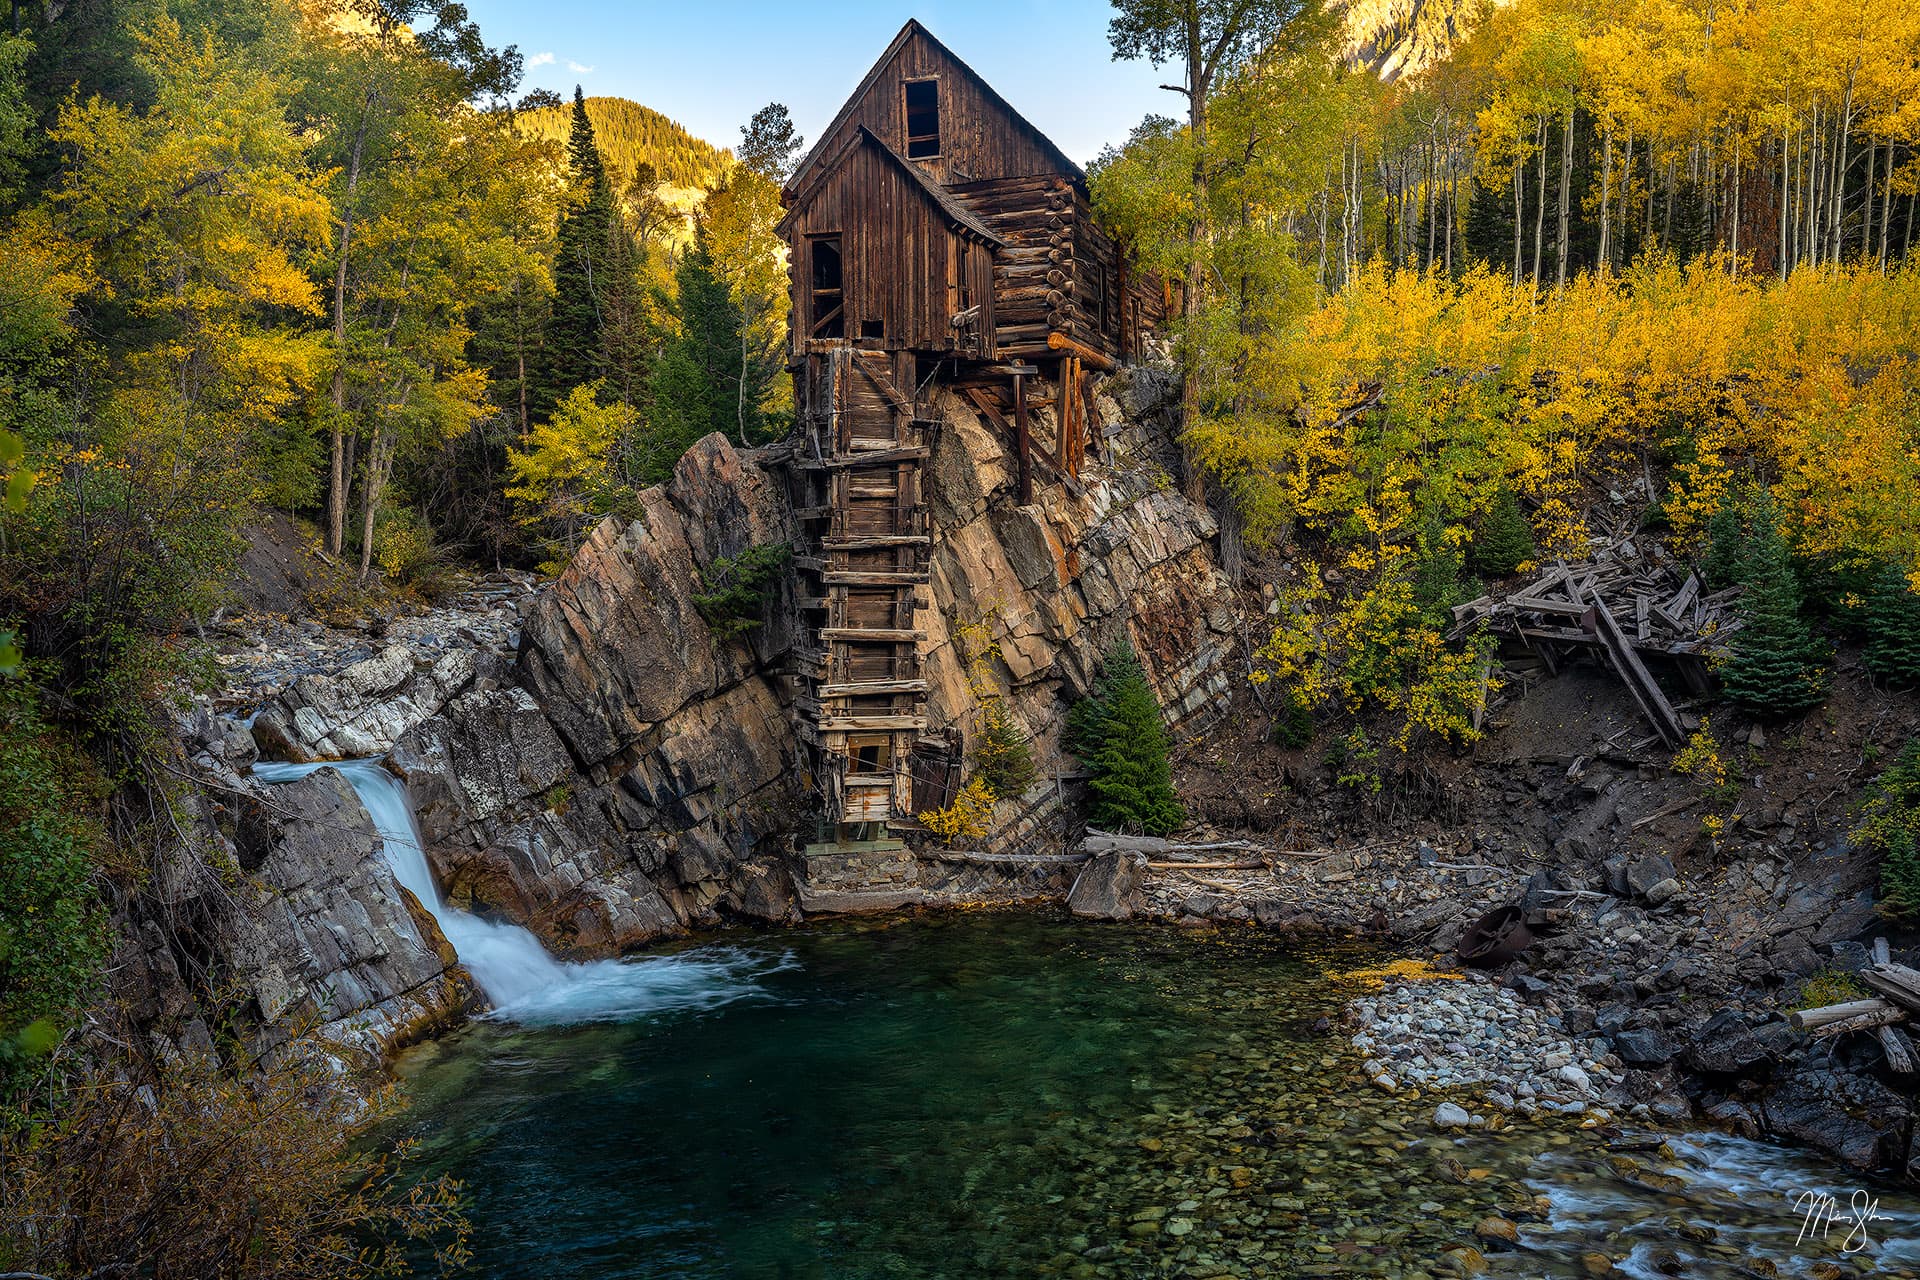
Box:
[818, 715, 929, 731]
[820, 628, 925, 642]
[1013, 368, 1032, 504]
[822, 535, 932, 550]
[1579, 585, 1686, 748]
[818, 680, 930, 697]
[798, 446, 930, 469]
[823, 571, 931, 586]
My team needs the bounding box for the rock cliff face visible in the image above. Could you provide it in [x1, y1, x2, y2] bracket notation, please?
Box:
[114, 717, 475, 1070]
[217, 370, 1237, 1017]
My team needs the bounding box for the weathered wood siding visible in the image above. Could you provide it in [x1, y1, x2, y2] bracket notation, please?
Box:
[784, 141, 996, 356]
[806, 26, 1069, 187]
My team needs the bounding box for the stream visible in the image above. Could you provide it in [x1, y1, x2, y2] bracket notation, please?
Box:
[259, 761, 1920, 1278]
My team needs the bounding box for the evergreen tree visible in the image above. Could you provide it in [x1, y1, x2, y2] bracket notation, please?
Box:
[1717, 498, 1831, 718]
[543, 86, 618, 405]
[1068, 641, 1185, 836]
[642, 232, 747, 481]
[1470, 487, 1536, 577]
[1702, 486, 1751, 588]
[1864, 562, 1920, 690]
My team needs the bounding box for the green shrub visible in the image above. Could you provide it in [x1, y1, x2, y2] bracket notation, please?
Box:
[1270, 690, 1315, 748]
[1702, 485, 1754, 589]
[1068, 641, 1184, 836]
[1859, 740, 1920, 918]
[1469, 487, 1536, 578]
[0, 687, 106, 1106]
[1864, 562, 1920, 690]
[1716, 496, 1830, 719]
[972, 699, 1036, 800]
[693, 542, 789, 640]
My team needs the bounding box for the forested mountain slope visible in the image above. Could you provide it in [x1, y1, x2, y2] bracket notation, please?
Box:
[518, 94, 730, 201]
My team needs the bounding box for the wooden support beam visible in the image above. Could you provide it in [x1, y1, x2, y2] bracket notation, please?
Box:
[820, 628, 925, 642]
[822, 534, 932, 550]
[823, 571, 931, 587]
[1578, 586, 1686, 748]
[797, 446, 929, 470]
[1013, 368, 1032, 504]
[819, 679, 930, 697]
[1046, 329, 1116, 372]
[819, 715, 929, 731]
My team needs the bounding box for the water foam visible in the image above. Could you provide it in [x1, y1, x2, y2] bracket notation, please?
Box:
[253, 759, 790, 1026]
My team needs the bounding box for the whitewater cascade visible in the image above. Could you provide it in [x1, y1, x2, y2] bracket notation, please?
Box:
[254, 760, 783, 1026]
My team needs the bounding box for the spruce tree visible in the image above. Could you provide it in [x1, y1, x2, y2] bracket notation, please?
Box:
[643, 233, 747, 481]
[1717, 499, 1831, 719]
[1864, 562, 1920, 690]
[1469, 487, 1535, 578]
[543, 87, 618, 407]
[1069, 641, 1185, 836]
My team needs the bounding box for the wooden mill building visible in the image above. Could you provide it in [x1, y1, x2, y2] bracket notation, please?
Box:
[777, 20, 1169, 844]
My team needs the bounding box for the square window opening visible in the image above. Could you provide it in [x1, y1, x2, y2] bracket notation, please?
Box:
[860, 318, 885, 340]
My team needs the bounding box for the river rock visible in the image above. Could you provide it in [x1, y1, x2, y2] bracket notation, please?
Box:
[1068, 852, 1147, 921]
[1433, 1101, 1472, 1129]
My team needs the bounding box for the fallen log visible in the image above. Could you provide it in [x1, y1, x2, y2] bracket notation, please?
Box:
[1860, 963, 1920, 1013]
[1146, 860, 1268, 872]
[1790, 997, 1902, 1032]
[1880, 1025, 1918, 1074]
[1805, 1007, 1908, 1039]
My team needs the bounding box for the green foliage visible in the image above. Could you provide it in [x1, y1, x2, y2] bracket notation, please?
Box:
[1858, 740, 1920, 918]
[1864, 563, 1920, 690]
[692, 542, 789, 641]
[1270, 689, 1316, 748]
[1792, 967, 1869, 1012]
[0, 688, 105, 1104]
[1703, 484, 1756, 589]
[1716, 497, 1831, 719]
[1470, 487, 1535, 578]
[518, 94, 731, 194]
[1325, 727, 1383, 793]
[973, 699, 1037, 800]
[1069, 641, 1185, 836]
[646, 231, 784, 474]
[543, 87, 622, 401]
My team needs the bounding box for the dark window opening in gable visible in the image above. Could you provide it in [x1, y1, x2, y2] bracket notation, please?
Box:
[810, 235, 844, 339]
[904, 79, 940, 159]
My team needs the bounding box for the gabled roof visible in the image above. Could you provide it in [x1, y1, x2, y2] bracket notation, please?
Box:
[777, 126, 1006, 247]
[782, 19, 1085, 200]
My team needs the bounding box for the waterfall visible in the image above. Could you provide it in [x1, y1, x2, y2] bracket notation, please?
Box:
[254, 760, 787, 1027]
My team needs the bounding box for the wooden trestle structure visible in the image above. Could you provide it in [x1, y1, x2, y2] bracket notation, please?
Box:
[778, 20, 1168, 843]
[790, 347, 939, 835]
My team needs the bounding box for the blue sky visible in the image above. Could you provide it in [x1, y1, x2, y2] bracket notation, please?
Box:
[459, 1, 1176, 165]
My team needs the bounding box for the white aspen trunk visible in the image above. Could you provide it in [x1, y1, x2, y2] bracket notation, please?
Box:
[1598, 126, 1613, 271]
[1555, 105, 1574, 288]
[1512, 160, 1524, 286]
[1533, 115, 1548, 285]
[1880, 142, 1895, 270]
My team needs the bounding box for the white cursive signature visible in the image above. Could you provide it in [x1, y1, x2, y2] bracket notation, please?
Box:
[1792, 1188, 1893, 1254]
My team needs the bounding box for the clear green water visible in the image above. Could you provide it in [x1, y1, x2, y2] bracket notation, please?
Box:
[391, 912, 1920, 1279]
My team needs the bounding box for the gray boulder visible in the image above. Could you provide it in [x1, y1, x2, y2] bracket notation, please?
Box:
[1067, 852, 1146, 920]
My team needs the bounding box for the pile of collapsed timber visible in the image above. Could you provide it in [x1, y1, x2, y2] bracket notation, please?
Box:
[1791, 941, 1920, 1074]
[1449, 538, 1742, 748]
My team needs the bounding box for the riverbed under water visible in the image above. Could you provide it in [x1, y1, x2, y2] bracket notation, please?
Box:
[387, 912, 1920, 1279]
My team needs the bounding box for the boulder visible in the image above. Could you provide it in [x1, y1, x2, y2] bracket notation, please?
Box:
[1625, 854, 1676, 901]
[1763, 1066, 1913, 1171]
[1067, 852, 1146, 920]
[1612, 1028, 1675, 1066]
[1685, 1007, 1782, 1076]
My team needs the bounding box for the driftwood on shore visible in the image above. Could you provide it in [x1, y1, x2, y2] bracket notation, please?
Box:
[1793, 952, 1920, 1070]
